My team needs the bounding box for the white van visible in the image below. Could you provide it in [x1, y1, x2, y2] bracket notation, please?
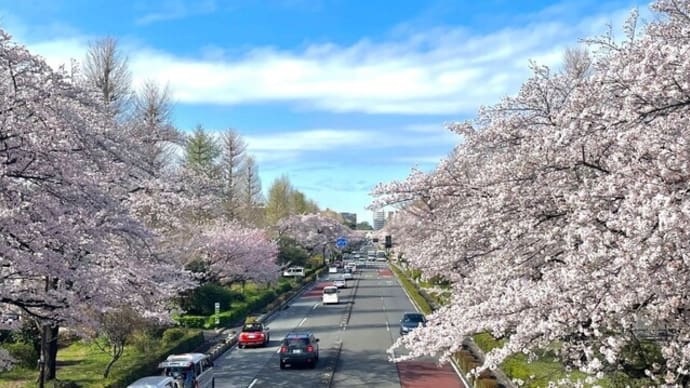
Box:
[283, 266, 305, 277]
[159, 353, 214, 388]
[322, 286, 339, 304]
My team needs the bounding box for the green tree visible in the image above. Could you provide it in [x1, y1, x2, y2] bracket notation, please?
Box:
[184, 125, 220, 174]
[265, 175, 293, 225]
[290, 191, 309, 214]
[356, 221, 373, 230]
[277, 238, 310, 267]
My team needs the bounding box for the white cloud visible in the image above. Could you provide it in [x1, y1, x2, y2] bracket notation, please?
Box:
[242, 126, 456, 153]
[245, 129, 372, 152]
[9, 2, 643, 115]
[135, 0, 217, 25]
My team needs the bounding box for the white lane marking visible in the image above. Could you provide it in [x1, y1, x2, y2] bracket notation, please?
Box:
[248, 378, 258, 388]
[313, 303, 319, 310]
[386, 321, 390, 332]
[298, 317, 307, 327]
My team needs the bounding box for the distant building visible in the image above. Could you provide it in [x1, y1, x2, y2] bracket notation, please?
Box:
[340, 212, 357, 229]
[373, 210, 385, 230]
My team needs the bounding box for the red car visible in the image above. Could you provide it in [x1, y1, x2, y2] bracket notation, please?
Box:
[238, 321, 270, 348]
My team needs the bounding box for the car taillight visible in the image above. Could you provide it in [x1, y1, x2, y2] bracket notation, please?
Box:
[306, 345, 314, 352]
[280, 346, 288, 353]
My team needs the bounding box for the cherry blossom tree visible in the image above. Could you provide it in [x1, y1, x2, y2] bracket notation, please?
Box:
[194, 222, 280, 286]
[373, 1, 690, 385]
[0, 30, 192, 382]
[277, 213, 360, 262]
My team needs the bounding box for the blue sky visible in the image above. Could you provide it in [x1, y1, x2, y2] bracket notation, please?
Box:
[0, 0, 648, 225]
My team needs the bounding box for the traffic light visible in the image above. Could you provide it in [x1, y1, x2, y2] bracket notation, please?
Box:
[385, 235, 392, 248]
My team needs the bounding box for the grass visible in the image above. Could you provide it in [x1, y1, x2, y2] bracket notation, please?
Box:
[0, 329, 203, 388]
[389, 263, 432, 314]
[0, 341, 143, 388]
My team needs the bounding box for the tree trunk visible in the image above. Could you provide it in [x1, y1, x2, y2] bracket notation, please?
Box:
[47, 324, 59, 380]
[103, 344, 123, 378]
[38, 322, 59, 387]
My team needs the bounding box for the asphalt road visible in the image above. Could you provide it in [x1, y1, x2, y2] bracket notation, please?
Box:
[213, 261, 466, 388]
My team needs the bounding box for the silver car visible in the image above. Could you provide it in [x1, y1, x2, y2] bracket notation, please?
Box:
[127, 376, 176, 388]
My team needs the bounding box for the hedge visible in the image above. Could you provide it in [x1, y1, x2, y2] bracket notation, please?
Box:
[177, 265, 326, 329]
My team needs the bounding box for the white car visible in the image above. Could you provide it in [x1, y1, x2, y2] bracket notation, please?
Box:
[127, 376, 176, 388]
[332, 277, 347, 288]
[322, 286, 339, 304]
[283, 266, 305, 277]
[328, 266, 339, 274]
[159, 353, 214, 388]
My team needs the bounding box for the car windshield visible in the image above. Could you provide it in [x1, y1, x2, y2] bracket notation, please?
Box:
[403, 314, 425, 323]
[284, 337, 309, 347]
[242, 323, 262, 332]
[164, 366, 190, 378]
[323, 288, 337, 294]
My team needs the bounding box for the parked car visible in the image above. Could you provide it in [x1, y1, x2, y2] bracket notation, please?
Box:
[159, 353, 214, 388]
[322, 285, 339, 304]
[283, 266, 305, 277]
[238, 320, 270, 348]
[399, 312, 427, 335]
[127, 376, 176, 388]
[279, 331, 320, 369]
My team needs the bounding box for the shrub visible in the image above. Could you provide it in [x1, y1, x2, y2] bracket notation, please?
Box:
[161, 328, 186, 345]
[473, 332, 503, 353]
[178, 283, 242, 315]
[130, 331, 160, 354]
[108, 330, 204, 388]
[57, 329, 81, 349]
[5, 341, 38, 368]
[276, 280, 293, 294]
[176, 315, 207, 328]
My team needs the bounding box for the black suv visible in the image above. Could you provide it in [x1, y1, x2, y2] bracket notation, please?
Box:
[279, 331, 320, 369]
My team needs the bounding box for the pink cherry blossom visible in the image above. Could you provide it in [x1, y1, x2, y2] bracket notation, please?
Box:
[373, 1, 690, 384]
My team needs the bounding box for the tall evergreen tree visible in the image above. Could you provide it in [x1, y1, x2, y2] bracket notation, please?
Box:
[219, 129, 247, 220]
[184, 125, 220, 175]
[239, 155, 265, 225]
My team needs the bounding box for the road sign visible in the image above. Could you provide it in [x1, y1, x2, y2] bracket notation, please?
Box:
[335, 237, 347, 249]
[214, 302, 220, 325]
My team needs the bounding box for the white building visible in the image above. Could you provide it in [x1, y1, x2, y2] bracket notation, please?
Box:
[373, 210, 385, 230]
